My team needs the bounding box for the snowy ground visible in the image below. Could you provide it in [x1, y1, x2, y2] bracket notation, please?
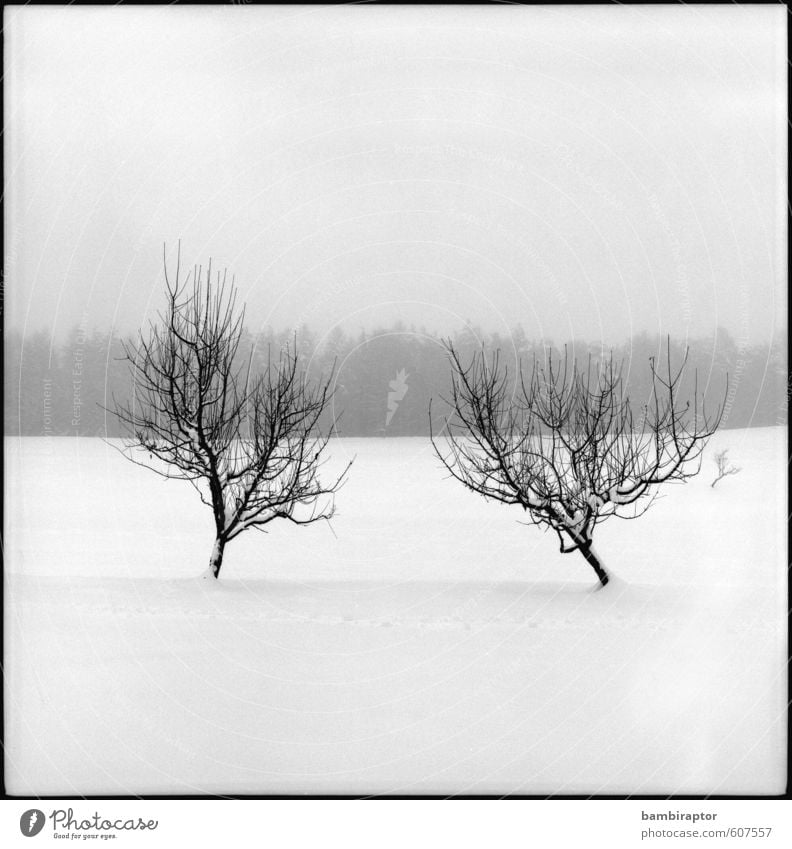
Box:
[4, 429, 787, 795]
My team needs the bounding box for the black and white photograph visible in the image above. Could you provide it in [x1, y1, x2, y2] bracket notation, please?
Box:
[2, 1, 788, 818]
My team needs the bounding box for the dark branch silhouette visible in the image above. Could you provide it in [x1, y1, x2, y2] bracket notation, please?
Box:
[431, 339, 726, 587]
[111, 245, 351, 578]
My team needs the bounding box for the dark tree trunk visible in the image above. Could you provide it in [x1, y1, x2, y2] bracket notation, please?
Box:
[208, 537, 226, 579]
[580, 544, 609, 587]
[567, 529, 609, 587]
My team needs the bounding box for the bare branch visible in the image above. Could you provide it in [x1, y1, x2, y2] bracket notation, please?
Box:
[711, 448, 741, 488]
[431, 338, 726, 586]
[109, 245, 351, 578]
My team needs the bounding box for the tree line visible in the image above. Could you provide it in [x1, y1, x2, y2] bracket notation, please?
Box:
[4, 321, 786, 439]
[92, 250, 734, 584]
[6, 245, 782, 584]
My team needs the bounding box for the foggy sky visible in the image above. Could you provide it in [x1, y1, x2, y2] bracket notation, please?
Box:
[4, 4, 787, 347]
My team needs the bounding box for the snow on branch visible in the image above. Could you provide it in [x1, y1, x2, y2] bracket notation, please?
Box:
[430, 337, 726, 586]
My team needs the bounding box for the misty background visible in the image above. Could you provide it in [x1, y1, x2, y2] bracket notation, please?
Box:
[4, 324, 786, 437]
[4, 5, 787, 433]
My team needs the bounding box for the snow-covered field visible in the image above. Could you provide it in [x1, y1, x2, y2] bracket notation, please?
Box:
[4, 429, 786, 795]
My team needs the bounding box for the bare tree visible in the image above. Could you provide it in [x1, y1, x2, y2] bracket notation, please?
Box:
[111, 246, 351, 579]
[711, 448, 740, 488]
[431, 341, 725, 588]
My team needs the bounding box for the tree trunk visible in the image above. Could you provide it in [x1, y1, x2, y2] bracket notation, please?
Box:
[567, 529, 609, 587]
[208, 537, 226, 579]
[580, 543, 609, 587]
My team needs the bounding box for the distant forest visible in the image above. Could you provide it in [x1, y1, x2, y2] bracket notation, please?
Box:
[4, 323, 786, 437]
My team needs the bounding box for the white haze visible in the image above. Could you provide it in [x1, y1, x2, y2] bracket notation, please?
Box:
[4, 5, 787, 347]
